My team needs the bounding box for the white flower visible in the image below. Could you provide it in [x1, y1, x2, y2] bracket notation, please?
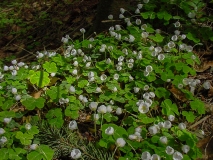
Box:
[116, 108, 122, 115]
[128, 63, 133, 68]
[12, 70, 17, 76]
[134, 87, 140, 93]
[97, 105, 107, 114]
[129, 134, 137, 140]
[151, 154, 160, 160]
[71, 149, 81, 159]
[78, 95, 84, 101]
[106, 58, 111, 64]
[106, 105, 113, 113]
[69, 120, 78, 130]
[174, 30, 180, 35]
[135, 127, 142, 133]
[168, 41, 175, 48]
[116, 66, 122, 71]
[0, 128, 5, 135]
[105, 126, 114, 135]
[0, 136, 7, 144]
[114, 74, 119, 80]
[165, 146, 174, 155]
[174, 21, 181, 27]
[61, 37, 68, 43]
[11, 60, 17, 65]
[164, 120, 172, 129]
[93, 114, 99, 121]
[120, 8, 125, 14]
[171, 35, 178, 41]
[119, 14, 125, 19]
[129, 35, 135, 42]
[25, 123, 32, 130]
[30, 144, 38, 150]
[88, 71, 95, 78]
[141, 32, 149, 38]
[108, 14, 113, 20]
[141, 151, 151, 160]
[15, 95, 21, 101]
[69, 86, 76, 93]
[178, 83, 183, 89]
[137, 4, 143, 9]
[100, 74, 107, 81]
[158, 54, 165, 60]
[3, 66, 9, 71]
[182, 145, 190, 153]
[149, 92, 155, 98]
[96, 87, 102, 93]
[89, 102, 98, 111]
[178, 123, 186, 130]
[203, 81, 211, 89]
[188, 12, 195, 18]
[198, 130, 205, 136]
[80, 28, 85, 33]
[82, 97, 88, 103]
[86, 62, 91, 68]
[143, 85, 149, 91]
[168, 115, 175, 121]
[136, 19, 141, 25]
[135, 8, 140, 14]
[4, 117, 12, 124]
[73, 61, 78, 67]
[146, 65, 153, 72]
[118, 56, 124, 62]
[50, 73, 56, 77]
[113, 87, 117, 92]
[129, 75, 134, 81]
[160, 136, 168, 144]
[148, 125, 159, 135]
[158, 122, 165, 128]
[137, 53, 142, 60]
[173, 151, 183, 160]
[138, 103, 149, 114]
[116, 138, 126, 147]
[72, 69, 78, 75]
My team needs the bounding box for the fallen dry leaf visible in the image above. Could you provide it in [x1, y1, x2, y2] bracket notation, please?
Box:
[168, 85, 188, 102]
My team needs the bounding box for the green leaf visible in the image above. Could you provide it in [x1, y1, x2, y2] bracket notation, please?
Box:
[16, 131, 33, 145]
[29, 70, 50, 88]
[78, 79, 88, 88]
[138, 114, 154, 124]
[43, 62, 57, 73]
[182, 111, 196, 122]
[151, 135, 160, 143]
[187, 32, 200, 43]
[0, 148, 9, 159]
[157, 11, 172, 21]
[96, 60, 109, 71]
[52, 55, 65, 66]
[155, 87, 170, 98]
[149, 33, 164, 42]
[66, 76, 76, 84]
[190, 100, 205, 114]
[22, 97, 45, 110]
[2, 100, 14, 110]
[65, 104, 79, 119]
[161, 99, 179, 115]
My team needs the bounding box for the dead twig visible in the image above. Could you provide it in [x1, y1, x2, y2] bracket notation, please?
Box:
[189, 115, 211, 129]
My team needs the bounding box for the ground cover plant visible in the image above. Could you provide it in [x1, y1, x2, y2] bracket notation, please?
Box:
[0, 0, 212, 159]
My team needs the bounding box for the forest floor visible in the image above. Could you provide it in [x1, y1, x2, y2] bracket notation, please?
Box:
[0, 0, 213, 159]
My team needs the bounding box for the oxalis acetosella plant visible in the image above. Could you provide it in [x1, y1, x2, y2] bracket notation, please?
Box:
[0, 1, 207, 160]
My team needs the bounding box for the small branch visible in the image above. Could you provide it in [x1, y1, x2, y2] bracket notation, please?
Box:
[188, 115, 211, 129]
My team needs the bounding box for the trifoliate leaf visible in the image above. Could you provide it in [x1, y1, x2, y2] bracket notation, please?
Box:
[43, 62, 57, 73]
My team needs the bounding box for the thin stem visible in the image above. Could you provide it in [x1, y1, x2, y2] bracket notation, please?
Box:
[112, 146, 118, 159]
[100, 114, 104, 130]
